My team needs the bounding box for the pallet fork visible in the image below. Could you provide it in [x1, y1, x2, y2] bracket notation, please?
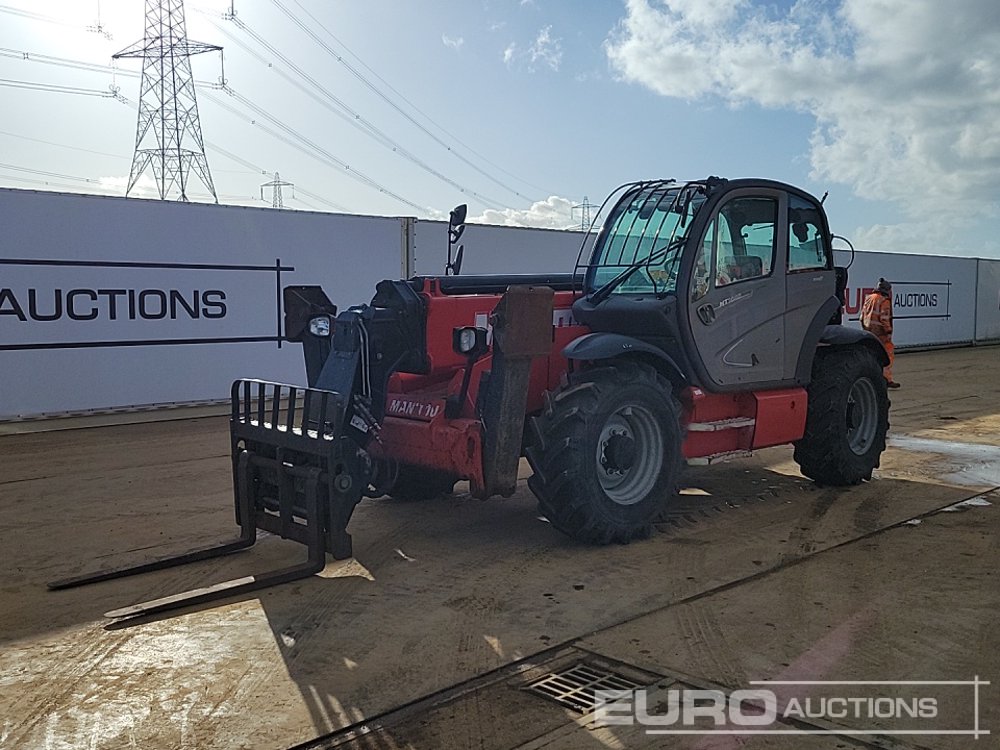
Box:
[48, 379, 363, 620]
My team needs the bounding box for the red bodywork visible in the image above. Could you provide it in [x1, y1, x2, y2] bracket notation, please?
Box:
[375, 278, 807, 494]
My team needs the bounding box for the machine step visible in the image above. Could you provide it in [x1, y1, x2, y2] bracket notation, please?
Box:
[687, 417, 756, 432]
[687, 449, 754, 466]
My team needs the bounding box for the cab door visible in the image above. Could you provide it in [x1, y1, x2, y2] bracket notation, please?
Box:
[784, 193, 836, 379]
[687, 190, 788, 388]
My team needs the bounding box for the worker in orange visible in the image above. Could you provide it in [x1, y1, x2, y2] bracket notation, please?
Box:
[861, 278, 900, 388]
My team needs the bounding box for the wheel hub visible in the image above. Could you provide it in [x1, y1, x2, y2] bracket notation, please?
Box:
[846, 400, 860, 430]
[601, 431, 637, 474]
[846, 376, 879, 455]
[595, 405, 665, 506]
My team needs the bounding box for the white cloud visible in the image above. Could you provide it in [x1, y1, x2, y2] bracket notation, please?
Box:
[605, 0, 1000, 248]
[470, 195, 577, 229]
[503, 25, 563, 72]
[529, 25, 562, 72]
[502, 43, 517, 67]
[441, 34, 464, 51]
[98, 173, 158, 196]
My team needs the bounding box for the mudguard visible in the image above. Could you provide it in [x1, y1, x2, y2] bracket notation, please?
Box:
[818, 325, 890, 367]
[563, 332, 687, 386]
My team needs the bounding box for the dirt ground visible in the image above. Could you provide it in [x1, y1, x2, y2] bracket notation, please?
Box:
[0, 347, 997, 750]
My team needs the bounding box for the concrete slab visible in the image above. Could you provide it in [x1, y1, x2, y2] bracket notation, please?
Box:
[0, 349, 997, 750]
[579, 497, 998, 750]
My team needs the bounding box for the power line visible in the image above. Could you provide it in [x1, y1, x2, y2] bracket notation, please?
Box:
[204, 141, 267, 175]
[0, 101, 350, 213]
[201, 86, 427, 212]
[113, 91, 352, 212]
[0, 161, 102, 184]
[87, 0, 113, 40]
[0, 78, 117, 97]
[0, 127, 125, 158]
[0, 46, 115, 73]
[276, 0, 552, 200]
[3, 47, 419, 214]
[206, 12, 505, 209]
[0, 174, 119, 193]
[0, 4, 85, 31]
[290, 194, 320, 211]
[293, 186, 348, 212]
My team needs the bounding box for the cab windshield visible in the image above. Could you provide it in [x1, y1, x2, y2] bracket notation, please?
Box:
[587, 182, 706, 297]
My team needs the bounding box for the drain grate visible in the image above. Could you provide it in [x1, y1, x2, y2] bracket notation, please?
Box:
[526, 662, 644, 713]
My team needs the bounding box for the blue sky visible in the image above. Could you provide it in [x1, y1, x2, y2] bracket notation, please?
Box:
[1, 0, 998, 258]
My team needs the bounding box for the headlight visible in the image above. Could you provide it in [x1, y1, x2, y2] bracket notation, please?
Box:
[452, 326, 488, 357]
[458, 327, 477, 353]
[308, 315, 332, 337]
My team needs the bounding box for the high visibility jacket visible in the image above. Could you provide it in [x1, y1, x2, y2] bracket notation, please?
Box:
[861, 292, 893, 337]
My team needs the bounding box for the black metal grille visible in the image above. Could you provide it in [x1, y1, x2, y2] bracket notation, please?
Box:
[231, 378, 343, 448]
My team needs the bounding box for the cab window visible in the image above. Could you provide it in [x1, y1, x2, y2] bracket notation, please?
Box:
[788, 195, 829, 272]
[714, 197, 776, 287]
[691, 219, 714, 301]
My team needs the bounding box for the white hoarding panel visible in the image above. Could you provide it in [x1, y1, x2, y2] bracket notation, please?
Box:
[412, 220, 586, 276]
[0, 189, 402, 419]
[975, 259, 1000, 343]
[833, 250, 977, 349]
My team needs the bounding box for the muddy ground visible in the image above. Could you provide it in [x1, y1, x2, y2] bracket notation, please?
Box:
[0, 347, 997, 750]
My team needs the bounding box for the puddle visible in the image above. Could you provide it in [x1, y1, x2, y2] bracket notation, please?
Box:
[939, 495, 994, 513]
[889, 435, 1000, 486]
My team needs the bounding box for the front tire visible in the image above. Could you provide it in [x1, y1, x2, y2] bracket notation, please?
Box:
[794, 346, 889, 485]
[526, 361, 683, 544]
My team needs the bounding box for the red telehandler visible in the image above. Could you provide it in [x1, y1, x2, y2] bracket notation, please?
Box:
[51, 177, 889, 619]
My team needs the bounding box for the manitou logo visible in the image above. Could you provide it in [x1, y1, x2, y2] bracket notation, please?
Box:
[387, 398, 441, 420]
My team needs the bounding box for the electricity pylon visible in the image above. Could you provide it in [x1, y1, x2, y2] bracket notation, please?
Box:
[260, 172, 294, 208]
[115, 0, 221, 202]
[572, 196, 599, 230]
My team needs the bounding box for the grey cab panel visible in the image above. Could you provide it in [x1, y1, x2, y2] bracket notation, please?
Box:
[686, 188, 836, 388]
[687, 190, 788, 386]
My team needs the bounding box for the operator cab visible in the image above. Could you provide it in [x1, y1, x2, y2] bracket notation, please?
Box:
[573, 178, 840, 392]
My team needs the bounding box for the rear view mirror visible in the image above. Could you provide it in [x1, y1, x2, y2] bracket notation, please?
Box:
[449, 204, 468, 244]
[446, 204, 468, 275]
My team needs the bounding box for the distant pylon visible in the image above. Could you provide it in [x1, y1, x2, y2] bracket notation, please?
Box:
[260, 172, 294, 208]
[114, 0, 222, 202]
[572, 195, 599, 230]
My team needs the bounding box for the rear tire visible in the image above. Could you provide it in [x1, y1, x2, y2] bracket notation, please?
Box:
[386, 465, 457, 501]
[526, 361, 683, 544]
[794, 346, 889, 485]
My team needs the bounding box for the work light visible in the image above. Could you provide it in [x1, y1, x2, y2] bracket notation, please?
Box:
[308, 315, 332, 337]
[453, 326, 488, 357]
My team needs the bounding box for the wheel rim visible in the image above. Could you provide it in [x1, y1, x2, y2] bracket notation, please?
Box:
[846, 377, 879, 455]
[596, 404, 664, 505]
